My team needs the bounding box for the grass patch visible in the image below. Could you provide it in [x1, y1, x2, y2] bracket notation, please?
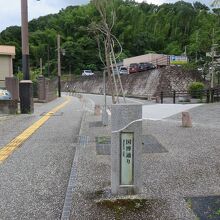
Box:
[96, 136, 111, 144]
[96, 198, 162, 220]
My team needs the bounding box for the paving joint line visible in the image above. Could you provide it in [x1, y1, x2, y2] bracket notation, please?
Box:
[61, 109, 86, 220]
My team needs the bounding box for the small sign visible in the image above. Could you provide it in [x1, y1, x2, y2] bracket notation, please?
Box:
[171, 55, 176, 61]
[120, 132, 134, 185]
[170, 55, 188, 64]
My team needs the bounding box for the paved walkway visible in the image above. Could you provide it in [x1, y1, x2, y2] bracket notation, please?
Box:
[68, 99, 220, 219]
[142, 103, 202, 120]
[0, 96, 84, 219]
[1, 95, 220, 219]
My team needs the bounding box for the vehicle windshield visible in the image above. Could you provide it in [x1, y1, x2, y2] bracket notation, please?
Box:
[85, 70, 92, 73]
[130, 63, 138, 67]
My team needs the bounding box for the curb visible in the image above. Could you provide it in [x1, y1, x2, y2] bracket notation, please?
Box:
[72, 92, 150, 100]
[61, 107, 87, 220]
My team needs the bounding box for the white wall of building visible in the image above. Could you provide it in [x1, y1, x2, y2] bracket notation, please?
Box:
[0, 55, 13, 87]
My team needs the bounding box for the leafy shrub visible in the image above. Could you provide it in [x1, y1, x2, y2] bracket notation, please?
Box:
[16, 71, 23, 80]
[182, 62, 197, 71]
[188, 82, 205, 99]
[32, 80, 38, 98]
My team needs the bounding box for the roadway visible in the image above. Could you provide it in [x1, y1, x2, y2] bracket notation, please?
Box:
[80, 93, 202, 120]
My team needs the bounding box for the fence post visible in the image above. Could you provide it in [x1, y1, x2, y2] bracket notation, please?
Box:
[211, 89, 214, 103]
[173, 90, 176, 104]
[206, 89, 210, 103]
[160, 91, 163, 104]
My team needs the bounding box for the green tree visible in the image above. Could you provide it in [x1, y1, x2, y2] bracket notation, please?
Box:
[0, 0, 219, 77]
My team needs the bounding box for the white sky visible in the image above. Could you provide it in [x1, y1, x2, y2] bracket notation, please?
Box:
[0, 0, 213, 32]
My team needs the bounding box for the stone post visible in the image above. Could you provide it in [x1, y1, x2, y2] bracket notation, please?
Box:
[111, 103, 142, 195]
[5, 77, 19, 101]
[182, 112, 192, 127]
[102, 107, 108, 126]
[0, 100, 18, 114]
[19, 80, 34, 114]
[38, 75, 46, 102]
[94, 105, 101, 116]
[155, 96, 160, 103]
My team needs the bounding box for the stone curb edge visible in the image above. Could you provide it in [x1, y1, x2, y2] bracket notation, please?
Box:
[61, 109, 87, 220]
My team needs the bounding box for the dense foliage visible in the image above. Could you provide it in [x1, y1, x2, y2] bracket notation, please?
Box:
[0, 0, 219, 76]
[188, 81, 205, 98]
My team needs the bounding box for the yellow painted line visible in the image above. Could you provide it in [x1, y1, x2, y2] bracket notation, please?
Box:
[0, 97, 71, 164]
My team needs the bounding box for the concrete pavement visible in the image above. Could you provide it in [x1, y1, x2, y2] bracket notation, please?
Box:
[1, 93, 220, 219]
[67, 95, 220, 219]
[142, 103, 203, 120]
[81, 93, 203, 121]
[0, 96, 84, 219]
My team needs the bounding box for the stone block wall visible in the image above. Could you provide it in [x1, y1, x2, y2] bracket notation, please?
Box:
[45, 78, 57, 102]
[38, 76, 57, 102]
[0, 100, 18, 114]
[5, 77, 19, 100]
[38, 76, 45, 101]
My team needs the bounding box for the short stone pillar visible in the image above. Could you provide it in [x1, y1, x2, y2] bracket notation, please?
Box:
[111, 104, 142, 195]
[94, 105, 101, 116]
[155, 96, 160, 103]
[102, 107, 108, 126]
[5, 77, 19, 101]
[19, 80, 34, 114]
[38, 75, 46, 101]
[182, 112, 192, 127]
[0, 100, 18, 114]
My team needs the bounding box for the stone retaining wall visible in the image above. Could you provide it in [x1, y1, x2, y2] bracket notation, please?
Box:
[64, 67, 203, 98]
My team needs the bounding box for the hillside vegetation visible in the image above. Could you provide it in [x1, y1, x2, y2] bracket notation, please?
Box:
[0, 0, 219, 76]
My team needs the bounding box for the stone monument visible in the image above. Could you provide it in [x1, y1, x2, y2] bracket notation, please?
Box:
[182, 111, 192, 127]
[111, 103, 142, 195]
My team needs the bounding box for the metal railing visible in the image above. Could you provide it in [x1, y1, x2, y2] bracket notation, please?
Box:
[159, 88, 220, 104]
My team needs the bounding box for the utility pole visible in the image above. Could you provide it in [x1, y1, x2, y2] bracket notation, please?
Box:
[19, 0, 34, 114]
[40, 58, 42, 75]
[21, 0, 29, 80]
[57, 34, 61, 97]
[211, 45, 215, 89]
[211, 28, 215, 89]
[196, 31, 199, 63]
[47, 45, 50, 76]
[69, 64, 71, 81]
